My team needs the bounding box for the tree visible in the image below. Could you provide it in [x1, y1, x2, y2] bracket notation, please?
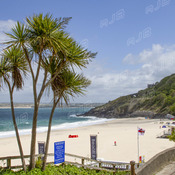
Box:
[168, 129, 175, 142]
[42, 57, 91, 170]
[0, 46, 28, 171]
[5, 13, 96, 169]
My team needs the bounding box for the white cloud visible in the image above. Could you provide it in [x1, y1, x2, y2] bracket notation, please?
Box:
[1, 37, 175, 104]
[0, 20, 16, 32]
[0, 20, 16, 50]
[123, 53, 139, 65]
[75, 44, 175, 103]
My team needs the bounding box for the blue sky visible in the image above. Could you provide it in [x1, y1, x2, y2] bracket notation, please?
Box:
[0, 0, 175, 103]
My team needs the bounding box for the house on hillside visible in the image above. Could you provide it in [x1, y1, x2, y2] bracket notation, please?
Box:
[147, 84, 155, 88]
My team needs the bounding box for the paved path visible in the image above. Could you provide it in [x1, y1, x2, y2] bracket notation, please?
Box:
[156, 161, 175, 175]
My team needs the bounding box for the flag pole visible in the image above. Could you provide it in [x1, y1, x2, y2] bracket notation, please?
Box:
[137, 126, 139, 163]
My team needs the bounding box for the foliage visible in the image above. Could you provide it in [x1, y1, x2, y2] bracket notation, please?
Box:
[0, 164, 128, 175]
[35, 156, 43, 169]
[170, 104, 175, 113]
[168, 130, 175, 142]
[0, 46, 28, 90]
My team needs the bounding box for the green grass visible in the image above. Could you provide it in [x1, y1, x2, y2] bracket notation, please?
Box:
[0, 164, 129, 175]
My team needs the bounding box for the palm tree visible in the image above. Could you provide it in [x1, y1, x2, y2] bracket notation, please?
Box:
[25, 14, 79, 169]
[5, 14, 73, 169]
[5, 13, 96, 169]
[0, 46, 28, 171]
[42, 57, 91, 170]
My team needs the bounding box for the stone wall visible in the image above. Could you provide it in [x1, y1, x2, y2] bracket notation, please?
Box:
[135, 147, 175, 175]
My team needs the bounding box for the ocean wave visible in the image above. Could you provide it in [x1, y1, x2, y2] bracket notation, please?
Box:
[69, 114, 97, 119]
[0, 129, 32, 138]
[0, 117, 114, 138]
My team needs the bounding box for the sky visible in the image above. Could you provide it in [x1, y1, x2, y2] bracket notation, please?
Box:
[0, 0, 175, 103]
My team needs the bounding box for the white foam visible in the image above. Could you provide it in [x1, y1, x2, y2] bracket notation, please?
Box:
[69, 114, 97, 119]
[0, 129, 32, 138]
[0, 117, 114, 138]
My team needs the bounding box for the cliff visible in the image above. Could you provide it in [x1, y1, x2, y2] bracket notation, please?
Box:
[84, 74, 175, 118]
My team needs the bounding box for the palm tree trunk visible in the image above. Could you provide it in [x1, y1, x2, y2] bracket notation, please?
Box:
[9, 86, 26, 171]
[42, 102, 57, 171]
[22, 44, 37, 170]
[29, 102, 39, 169]
[29, 73, 39, 169]
[29, 69, 46, 170]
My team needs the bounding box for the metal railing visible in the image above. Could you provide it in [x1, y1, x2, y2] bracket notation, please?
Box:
[0, 153, 139, 174]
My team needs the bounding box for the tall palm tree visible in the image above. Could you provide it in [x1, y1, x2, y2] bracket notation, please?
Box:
[0, 46, 28, 171]
[5, 14, 73, 169]
[4, 13, 96, 169]
[25, 14, 78, 169]
[42, 57, 91, 170]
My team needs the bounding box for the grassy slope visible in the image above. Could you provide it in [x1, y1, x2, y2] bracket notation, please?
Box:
[85, 74, 175, 118]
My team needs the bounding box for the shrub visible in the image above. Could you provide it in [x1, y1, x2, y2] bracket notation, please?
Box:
[0, 164, 128, 175]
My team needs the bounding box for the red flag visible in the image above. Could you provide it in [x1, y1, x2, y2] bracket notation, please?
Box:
[138, 128, 145, 135]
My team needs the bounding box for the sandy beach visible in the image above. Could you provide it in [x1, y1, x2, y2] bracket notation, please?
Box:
[0, 117, 174, 166]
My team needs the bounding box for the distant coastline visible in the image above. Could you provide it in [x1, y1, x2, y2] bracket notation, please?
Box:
[0, 103, 33, 109]
[0, 106, 32, 109]
[0, 103, 104, 109]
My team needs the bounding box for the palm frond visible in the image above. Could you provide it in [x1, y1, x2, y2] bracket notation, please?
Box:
[65, 40, 97, 69]
[2, 46, 29, 90]
[4, 21, 29, 48]
[0, 57, 11, 89]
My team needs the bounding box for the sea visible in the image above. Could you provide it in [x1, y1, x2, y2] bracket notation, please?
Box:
[0, 107, 111, 138]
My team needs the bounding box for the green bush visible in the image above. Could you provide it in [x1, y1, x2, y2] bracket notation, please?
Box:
[35, 156, 43, 169]
[0, 164, 128, 175]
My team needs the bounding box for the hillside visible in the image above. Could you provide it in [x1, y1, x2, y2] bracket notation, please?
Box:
[84, 74, 175, 118]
